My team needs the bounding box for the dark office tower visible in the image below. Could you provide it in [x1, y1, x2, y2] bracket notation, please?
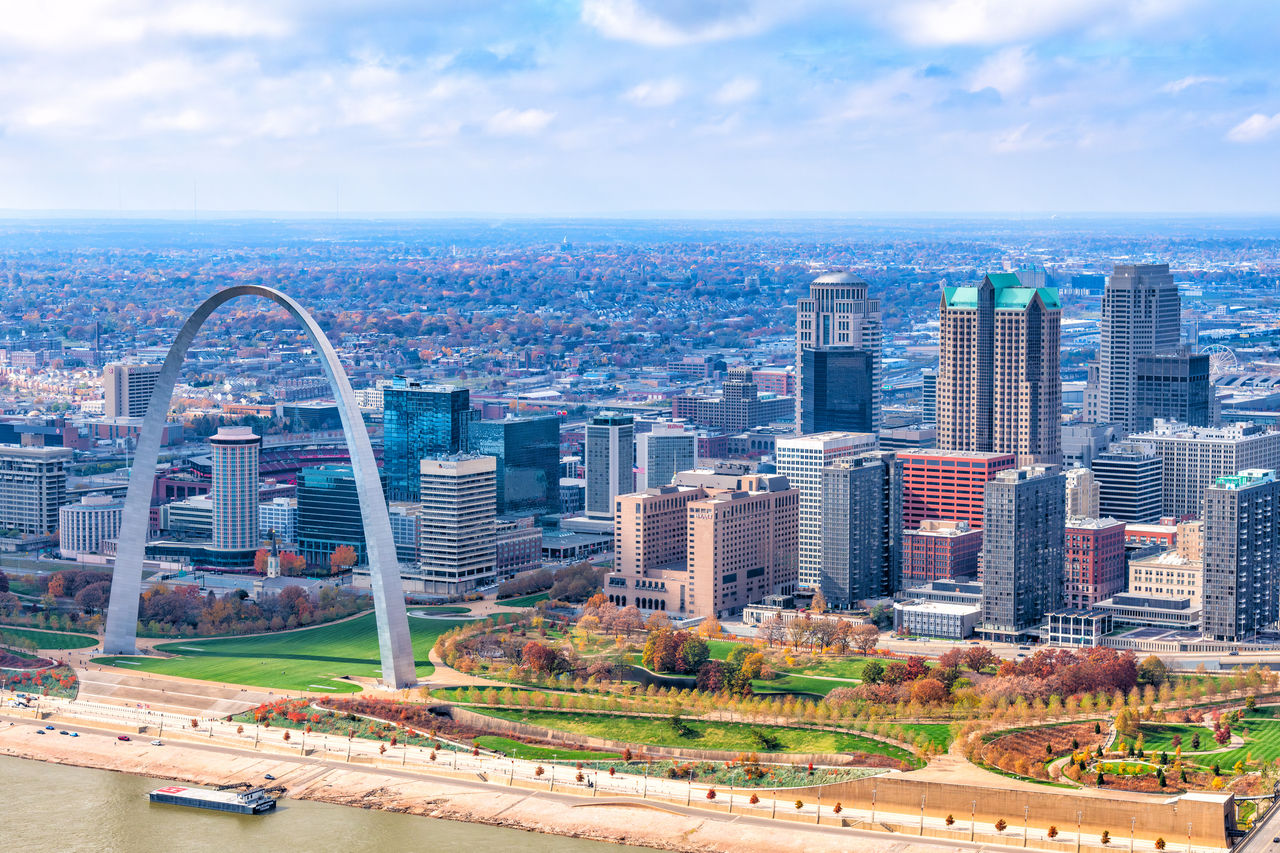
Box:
[1202, 470, 1280, 641]
[469, 414, 561, 516]
[979, 466, 1065, 642]
[921, 369, 937, 423]
[296, 465, 367, 570]
[1099, 263, 1181, 434]
[382, 379, 473, 502]
[1134, 352, 1213, 431]
[795, 273, 882, 433]
[819, 451, 901, 607]
[1092, 442, 1163, 522]
[937, 274, 1062, 465]
[800, 347, 875, 434]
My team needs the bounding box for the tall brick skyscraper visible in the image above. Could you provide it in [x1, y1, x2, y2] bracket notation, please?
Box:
[937, 273, 1062, 465]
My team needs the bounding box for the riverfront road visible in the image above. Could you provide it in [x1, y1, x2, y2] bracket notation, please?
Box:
[1238, 800, 1280, 853]
[0, 709, 1184, 853]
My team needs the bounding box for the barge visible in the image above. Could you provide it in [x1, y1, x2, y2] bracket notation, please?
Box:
[148, 785, 277, 815]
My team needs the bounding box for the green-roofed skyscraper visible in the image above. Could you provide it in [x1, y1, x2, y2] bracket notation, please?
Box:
[937, 272, 1062, 465]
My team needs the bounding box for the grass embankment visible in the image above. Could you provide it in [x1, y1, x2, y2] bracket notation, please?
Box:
[498, 593, 549, 608]
[408, 606, 470, 615]
[92, 613, 453, 693]
[471, 708, 920, 765]
[0, 626, 99, 650]
[471, 735, 618, 761]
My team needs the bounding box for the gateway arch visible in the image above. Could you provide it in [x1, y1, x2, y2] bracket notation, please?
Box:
[102, 285, 417, 688]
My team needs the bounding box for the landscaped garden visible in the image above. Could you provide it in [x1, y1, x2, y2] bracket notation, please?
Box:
[469, 708, 921, 767]
[94, 612, 454, 693]
[0, 664, 78, 698]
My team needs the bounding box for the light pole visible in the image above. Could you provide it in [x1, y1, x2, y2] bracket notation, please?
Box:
[1076, 810, 1083, 853]
[1129, 816, 1135, 853]
[1023, 805, 1029, 847]
[971, 800, 977, 841]
[919, 794, 926, 835]
[871, 784, 878, 825]
[1187, 821, 1193, 853]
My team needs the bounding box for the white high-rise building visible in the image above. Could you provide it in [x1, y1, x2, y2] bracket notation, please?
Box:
[418, 454, 496, 594]
[635, 422, 697, 489]
[1064, 467, 1100, 519]
[585, 412, 634, 519]
[775, 431, 877, 589]
[59, 493, 123, 558]
[1099, 264, 1180, 434]
[0, 444, 72, 536]
[1130, 420, 1280, 519]
[103, 362, 163, 419]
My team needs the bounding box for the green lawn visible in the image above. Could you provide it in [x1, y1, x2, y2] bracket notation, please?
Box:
[751, 674, 843, 696]
[706, 638, 750, 660]
[1194, 718, 1280, 770]
[472, 708, 918, 765]
[473, 735, 618, 761]
[499, 593, 549, 608]
[0, 626, 99, 650]
[1136, 723, 1208, 753]
[901, 722, 955, 750]
[784, 656, 909, 680]
[409, 606, 470, 615]
[91, 613, 451, 693]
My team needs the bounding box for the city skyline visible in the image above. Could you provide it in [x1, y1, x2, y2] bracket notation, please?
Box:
[0, 2, 1277, 214]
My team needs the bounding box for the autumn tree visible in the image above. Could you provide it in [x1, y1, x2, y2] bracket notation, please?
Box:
[760, 613, 786, 648]
[963, 645, 999, 673]
[330, 544, 358, 572]
[851, 623, 880, 655]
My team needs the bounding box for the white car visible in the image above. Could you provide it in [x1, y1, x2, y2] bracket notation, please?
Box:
[150, 740, 163, 746]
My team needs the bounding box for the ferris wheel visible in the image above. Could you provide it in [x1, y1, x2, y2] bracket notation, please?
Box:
[1199, 344, 1239, 377]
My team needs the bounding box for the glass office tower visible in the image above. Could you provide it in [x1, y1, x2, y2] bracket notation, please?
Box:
[382, 379, 472, 501]
[469, 414, 561, 516]
[800, 347, 875, 435]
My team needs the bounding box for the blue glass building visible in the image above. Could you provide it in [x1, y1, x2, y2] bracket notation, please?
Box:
[382, 379, 472, 501]
[469, 415, 561, 516]
[296, 464, 386, 572]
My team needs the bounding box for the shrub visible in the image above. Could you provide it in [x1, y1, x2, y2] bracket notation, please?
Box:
[1155, 839, 1165, 850]
[833, 802, 843, 814]
[1048, 826, 1058, 839]
[794, 800, 803, 811]
[995, 819, 1007, 832]
[945, 814, 954, 826]
[1101, 830, 1111, 845]
[706, 788, 716, 800]
[749, 793, 759, 805]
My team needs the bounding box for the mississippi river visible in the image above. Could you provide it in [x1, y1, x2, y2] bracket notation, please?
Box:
[0, 755, 642, 852]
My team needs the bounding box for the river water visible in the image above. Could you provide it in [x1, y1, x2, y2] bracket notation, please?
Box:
[0, 756, 642, 853]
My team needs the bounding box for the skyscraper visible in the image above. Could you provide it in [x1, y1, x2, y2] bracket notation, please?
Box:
[1064, 467, 1100, 518]
[296, 465, 367, 570]
[470, 414, 561, 516]
[209, 426, 260, 550]
[819, 452, 901, 606]
[921, 368, 937, 423]
[937, 273, 1061, 465]
[897, 449, 1016, 530]
[634, 422, 697, 489]
[585, 412, 635, 519]
[1092, 442, 1163, 522]
[1134, 352, 1213, 431]
[775, 431, 877, 589]
[0, 444, 71, 535]
[1099, 263, 1181, 434]
[417, 454, 497, 595]
[103, 362, 162, 419]
[1202, 470, 1280, 641]
[1130, 420, 1280, 519]
[795, 272, 882, 433]
[1063, 517, 1126, 608]
[979, 466, 1065, 641]
[800, 347, 875, 434]
[382, 379, 472, 501]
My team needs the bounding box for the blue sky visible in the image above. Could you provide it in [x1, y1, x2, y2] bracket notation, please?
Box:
[1, 0, 1278, 215]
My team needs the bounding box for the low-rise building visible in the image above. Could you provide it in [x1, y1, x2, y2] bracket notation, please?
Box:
[893, 599, 981, 639]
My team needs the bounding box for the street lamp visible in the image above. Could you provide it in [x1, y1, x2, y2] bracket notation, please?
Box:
[1076, 811, 1083, 853]
[1024, 805, 1029, 848]
[1129, 816, 1136, 853]
[919, 794, 926, 836]
[871, 784, 878, 825]
[971, 800, 977, 841]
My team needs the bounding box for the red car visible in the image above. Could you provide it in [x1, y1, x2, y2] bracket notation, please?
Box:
[117, 735, 131, 741]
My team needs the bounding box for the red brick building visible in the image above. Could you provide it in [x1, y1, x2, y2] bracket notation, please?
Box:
[898, 450, 1016, 530]
[1064, 517, 1127, 607]
[901, 519, 983, 585]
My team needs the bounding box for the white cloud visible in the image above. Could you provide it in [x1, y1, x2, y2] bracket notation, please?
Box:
[884, 0, 1185, 47]
[712, 76, 760, 105]
[1227, 112, 1280, 143]
[0, 1, 291, 52]
[581, 0, 778, 47]
[1161, 75, 1225, 94]
[624, 78, 684, 107]
[970, 45, 1031, 95]
[485, 108, 555, 136]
